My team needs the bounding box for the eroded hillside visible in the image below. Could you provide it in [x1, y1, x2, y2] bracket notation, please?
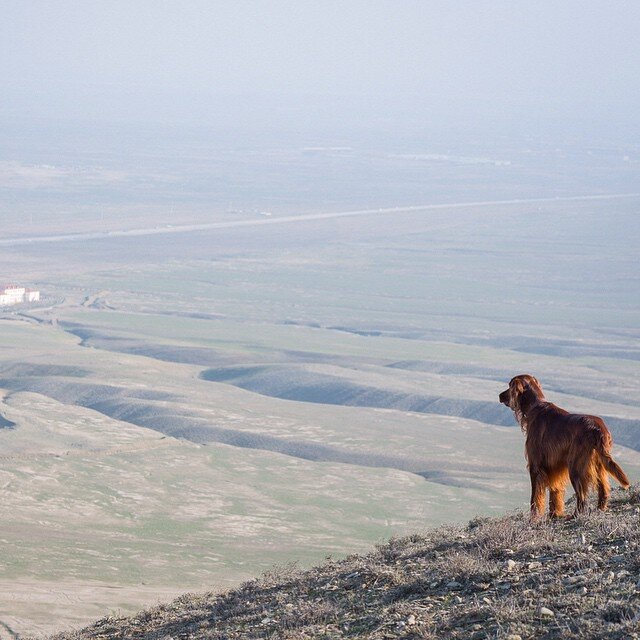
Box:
[51, 488, 640, 640]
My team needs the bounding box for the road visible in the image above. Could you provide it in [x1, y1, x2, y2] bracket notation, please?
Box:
[1, 192, 638, 247]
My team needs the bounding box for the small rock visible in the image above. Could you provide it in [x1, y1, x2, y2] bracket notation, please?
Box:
[603, 571, 615, 584]
[498, 582, 512, 590]
[506, 559, 517, 572]
[617, 570, 631, 578]
[507, 635, 522, 640]
[578, 586, 588, 595]
[503, 548, 515, 555]
[482, 597, 492, 605]
[447, 580, 461, 589]
[580, 533, 587, 545]
[528, 561, 542, 570]
[454, 595, 463, 603]
[539, 607, 555, 617]
[407, 615, 416, 626]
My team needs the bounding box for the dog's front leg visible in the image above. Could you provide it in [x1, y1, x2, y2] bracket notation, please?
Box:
[529, 467, 546, 520]
[549, 488, 566, 518]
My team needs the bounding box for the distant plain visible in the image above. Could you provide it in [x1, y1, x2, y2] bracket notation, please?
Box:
[1, 130, 639, 635]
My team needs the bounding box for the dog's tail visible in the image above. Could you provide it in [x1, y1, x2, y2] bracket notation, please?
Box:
[601, 452, 630, 488]
[595, 427, 630, 488]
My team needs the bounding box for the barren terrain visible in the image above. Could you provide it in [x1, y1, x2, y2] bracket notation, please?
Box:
[1, 139, 639, 634]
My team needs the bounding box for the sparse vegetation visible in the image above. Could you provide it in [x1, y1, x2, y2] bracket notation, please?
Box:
[51, 487, 640, 640]
[2, 184, 639, 634]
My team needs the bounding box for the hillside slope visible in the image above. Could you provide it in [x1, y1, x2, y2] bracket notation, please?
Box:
[51, 488, 640, 640]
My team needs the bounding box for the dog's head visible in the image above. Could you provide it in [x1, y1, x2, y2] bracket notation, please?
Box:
[499, 374, 544, 431]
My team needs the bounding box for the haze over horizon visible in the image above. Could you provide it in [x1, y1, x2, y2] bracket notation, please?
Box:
[1, 1, 639, 143]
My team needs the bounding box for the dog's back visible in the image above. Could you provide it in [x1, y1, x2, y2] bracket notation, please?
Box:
[526, 400, 627, 477]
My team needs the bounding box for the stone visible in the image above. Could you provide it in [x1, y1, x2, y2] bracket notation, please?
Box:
[539, 607, 554, 617]
[506, 559, 517, 571]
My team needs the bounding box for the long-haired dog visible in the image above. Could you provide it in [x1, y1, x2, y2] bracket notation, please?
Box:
[499, 374, 629, 519]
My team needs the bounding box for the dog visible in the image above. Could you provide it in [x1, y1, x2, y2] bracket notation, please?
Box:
[499, 374, 629, 519]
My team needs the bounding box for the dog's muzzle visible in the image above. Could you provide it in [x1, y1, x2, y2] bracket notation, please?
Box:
[499, 390, 510, 406]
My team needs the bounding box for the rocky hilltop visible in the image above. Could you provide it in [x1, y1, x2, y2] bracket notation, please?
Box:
[51, 488, 640, 640]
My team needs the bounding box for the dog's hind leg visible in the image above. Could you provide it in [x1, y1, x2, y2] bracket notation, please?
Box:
[569, 461, 591, 515]
[596, 460, 610, 511]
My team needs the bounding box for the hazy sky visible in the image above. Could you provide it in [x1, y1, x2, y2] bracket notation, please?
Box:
[2, 1, 640, 139]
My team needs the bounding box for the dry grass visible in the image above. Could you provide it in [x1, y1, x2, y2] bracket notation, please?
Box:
[49, 487, 640, 640]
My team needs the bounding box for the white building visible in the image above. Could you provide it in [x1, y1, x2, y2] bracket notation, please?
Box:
[0, 285, 40, 306]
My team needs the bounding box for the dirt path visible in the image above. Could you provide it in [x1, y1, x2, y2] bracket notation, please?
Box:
[0, 437, 172, 463]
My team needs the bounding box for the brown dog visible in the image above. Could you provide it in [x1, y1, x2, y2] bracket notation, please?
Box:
[499, 374, 630, 518]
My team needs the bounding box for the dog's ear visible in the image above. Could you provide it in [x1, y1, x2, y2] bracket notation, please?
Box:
[518, 383, 539, 414]
[528, 375, 544, 398]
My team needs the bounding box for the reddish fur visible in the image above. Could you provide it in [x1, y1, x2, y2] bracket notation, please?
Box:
[499, 374, 630, 519]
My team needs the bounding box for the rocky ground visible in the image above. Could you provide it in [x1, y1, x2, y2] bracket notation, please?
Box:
[50, 487, 640, 640]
